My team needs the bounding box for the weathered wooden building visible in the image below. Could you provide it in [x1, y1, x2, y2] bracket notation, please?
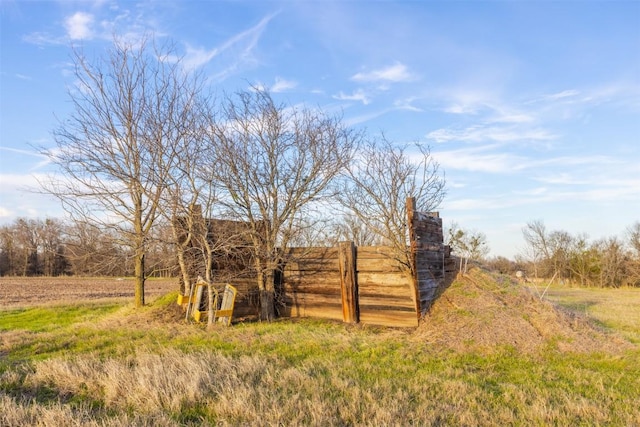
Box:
[180, 198, 455, 327]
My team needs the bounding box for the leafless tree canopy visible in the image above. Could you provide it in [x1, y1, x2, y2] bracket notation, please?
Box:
[337, 136, 446, 272]
[521, 219, 640, 287]
[34, 35, 449, 313]
[446, 222, 490, 273]
[40, 35, 204, 306]
[206, 89, 361, 320]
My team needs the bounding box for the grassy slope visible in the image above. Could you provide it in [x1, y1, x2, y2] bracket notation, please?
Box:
[1, 272, 639, 426]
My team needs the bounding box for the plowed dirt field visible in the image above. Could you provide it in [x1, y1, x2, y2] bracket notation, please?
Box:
[0, 277, 176, 309]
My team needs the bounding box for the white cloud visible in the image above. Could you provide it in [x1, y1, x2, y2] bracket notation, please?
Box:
[333, 89, 371, 105]
[65, 12, 95, 40]
[0, 173, 65, 223]
[0, 146, 51, 170]
[0, 173, 47, 190]
[490, 113, 534, 124]
[271, 77, 297, 93]
[513, 187, 548, 196]
[0, 206, 12, 219]
[23, 31, 65, 46]
[532, 173, 590, 185]
[351, 62, 413, 83]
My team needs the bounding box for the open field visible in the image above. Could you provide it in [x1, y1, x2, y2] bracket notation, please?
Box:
[0, 277, 177, 309]
[1, 270, 639, 426]
[537, 285, 640, 344]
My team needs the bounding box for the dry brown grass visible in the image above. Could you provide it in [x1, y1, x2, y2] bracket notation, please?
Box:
[416, 268, 634, 354]
[1, 269, 639, 426]
[4, 343, 639, 426]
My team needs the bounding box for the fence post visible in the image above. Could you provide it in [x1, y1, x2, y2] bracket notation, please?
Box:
[338, 241, 359, 323]
[406, 197, 422, 319]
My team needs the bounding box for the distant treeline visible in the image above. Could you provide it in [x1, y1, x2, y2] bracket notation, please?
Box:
[4, 216, 639, 288]
[0, 218, 176, 277]
[483, 220, 640, 288]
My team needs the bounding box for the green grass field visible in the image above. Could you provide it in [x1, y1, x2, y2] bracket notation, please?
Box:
[1, 272, 639, 426]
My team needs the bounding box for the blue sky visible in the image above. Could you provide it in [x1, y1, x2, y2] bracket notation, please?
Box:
[1, 0, 639, 258]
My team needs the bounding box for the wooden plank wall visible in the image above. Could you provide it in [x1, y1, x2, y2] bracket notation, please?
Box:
[407, 200, 455, 316]
[226, 276, 259, 318]
[276, 245, 418, 327]
[279, 247, 344, 321]
[202, 198, 452, 327]
[356, 246, 418, 327]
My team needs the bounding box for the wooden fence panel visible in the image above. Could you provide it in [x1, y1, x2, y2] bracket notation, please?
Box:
[279, 244, 421, 327]
[281, 247, 343, 320]
[356, 246, 419, 327]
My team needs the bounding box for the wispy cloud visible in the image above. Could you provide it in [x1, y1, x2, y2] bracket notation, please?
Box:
[252, 77, 297, 93]
[24, 6, 140, 45]
[0, 173, 64, 221]
[351, 62, 414, 83]
[393, 97, 423, 112]
[333, 89, 371, 105]
[427, 124, 556, 144]
[0, 146, 52, 170]
[23, 31, 65, 46]
[433, 146, 526, 173]
[447, 180, 640, 213]
[185, 12, 277, 75]
[433, 145, 617, 176]
[547, 89, 580, 100]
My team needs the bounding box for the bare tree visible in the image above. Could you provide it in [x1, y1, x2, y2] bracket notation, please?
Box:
[522, 220, 572, 279]
[64, 220, 130, 276]
[40, 35, 202, 307]
[625, 222, 640, 287]
[14, 218, 41, 276]
[331, 214, 381, 247]
[595, 237, 626, 288]
[0, 219, 34, 276]
[209, 88, 359, 321]
[522, 219, 551, 277]
[627, 222, 640, 257]
[40, 218, 67, 276]
[338, 136, 446, 274]
[446, 222, 489, 273]
[0, 225, 17, 276]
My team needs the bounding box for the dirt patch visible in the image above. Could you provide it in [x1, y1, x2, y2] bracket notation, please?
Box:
[0, 277, 177, 309]
[414, 268, 635, 355]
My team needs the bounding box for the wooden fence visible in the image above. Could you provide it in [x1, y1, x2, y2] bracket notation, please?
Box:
[181, 198, 455, 327]
[227, 199, 454, 327]
[278, 245, 419, 327]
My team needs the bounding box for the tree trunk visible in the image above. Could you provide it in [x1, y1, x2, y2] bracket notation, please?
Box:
[176, 245, 191, 295]
[256, 258, 276, 321]
[134, 251, 145, 307]
[259, 287, 275, 322]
